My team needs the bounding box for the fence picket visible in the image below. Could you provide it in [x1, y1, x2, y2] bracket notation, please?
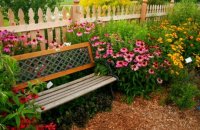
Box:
[54, 7, 61, 45]
[46, 8, 53, 45]
[8, 9, 16, 26]
[37, 8, 46, 50]
[0, 10, 4, 26]
[18, 9, 25, 25]
[62, 7, 67, 42]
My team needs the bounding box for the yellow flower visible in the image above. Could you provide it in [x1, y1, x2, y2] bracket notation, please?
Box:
[167, 39, 173, 43]
[157, 37, 163, 43]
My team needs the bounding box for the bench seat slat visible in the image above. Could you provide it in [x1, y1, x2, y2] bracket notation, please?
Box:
[39, 73, 95, 96]
[35, 76, 112, 105]
[36, 76, 117, 112]
[36, 75, 105, 102]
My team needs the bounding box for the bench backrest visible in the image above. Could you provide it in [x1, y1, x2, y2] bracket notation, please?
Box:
[13, 42, 95, 90]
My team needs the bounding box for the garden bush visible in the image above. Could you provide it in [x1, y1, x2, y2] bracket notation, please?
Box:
[168, 81, 200, 109]
[168, 0, 200, 25]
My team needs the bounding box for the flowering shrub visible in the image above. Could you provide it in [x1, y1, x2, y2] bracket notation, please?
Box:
[148, 19, 200, 76]
[80, 0, 132, 7]
[91, 35, 172, 100]
[0, 30, 45, 56]
[66, 22, 96, 44]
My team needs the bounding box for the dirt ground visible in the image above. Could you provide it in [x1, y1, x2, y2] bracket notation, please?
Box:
[73, 92, 200, 130]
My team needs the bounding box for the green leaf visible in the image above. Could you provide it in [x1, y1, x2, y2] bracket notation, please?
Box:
[15, 116, 20, 127]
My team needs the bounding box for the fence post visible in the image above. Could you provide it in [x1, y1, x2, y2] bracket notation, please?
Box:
[170, 0, 175, 8]
[71, 0, 83, 22]
[140, 0, 148, 22]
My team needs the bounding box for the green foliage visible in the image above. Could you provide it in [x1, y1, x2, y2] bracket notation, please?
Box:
[168, 0, 200, 25]
[41, 88, 113, 128]
[96, 20, 148, 42]
[0, 47, 19, 90]
[168, 82, 200, 109]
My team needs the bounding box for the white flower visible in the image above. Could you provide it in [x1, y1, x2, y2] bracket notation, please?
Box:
[63, 42, 71, 46]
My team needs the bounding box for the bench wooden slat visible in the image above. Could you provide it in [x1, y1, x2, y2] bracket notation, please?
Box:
[35, 76, 111, 105]
[37, 74, 101, 101]
[38, 73, 95, 96]
[37, 76, 117, 112]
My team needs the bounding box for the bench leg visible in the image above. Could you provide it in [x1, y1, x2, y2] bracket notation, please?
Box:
[110, 85, 115, 99]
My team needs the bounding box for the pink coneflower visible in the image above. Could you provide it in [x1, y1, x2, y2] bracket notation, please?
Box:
[141, 61, 148, 67]
[37, 35, 43, 41]
[106, 49, 113, 55]
[116, 61, 124, 68]
[120, 48, 128, 53]
[136, 40, 145, 47]
[116, 52, 123, 57]
[91, 36, 100, 41]
[95, 50, 101, 59]
[67, 29, 73, 33]
[86, 27, 91, 31]
[103, 54, 108, 58]
[122, 61, 128, 67]
[128, 52, 135, 57]
[112, 54, 117, 59]
[3, 47, 11, 53]
[131, 64, 139, 71]
[154, 50, 162, 57]
[157, 78, 163, 84]
[148, 69, 155, 74]
[135, 55, 144, 62]
[31, 39, 38, 45]
[124, 55, 132, 62]
[134, 48, 139, 53]
[97, 46, 104, 51]
[149, 54, 154, 58]
[76, 32, 83, 37]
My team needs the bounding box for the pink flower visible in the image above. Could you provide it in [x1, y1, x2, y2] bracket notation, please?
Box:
[141, 61, 148, 67]
[128, 52, 135, 57]
[31, 39, 38, 45]
[103, 54, 108, 58]
[147, 53, 154, 58]
[37, 35, 43, 41]
[112, 54, 117, 59]
[104, 33, 109, 37]
[116, 52, 123, 57]
[91, 36, 99, 41]
[106, 49, 113, 55]
[97, 46, 104, 51]
[135, 55, 144, 62]
[134, 48, 139, 53]
[157, 78, 163, 84]
[131, 64, 139, 71]
[136, 40, 145, 47]
[122, 61, 128, 66]
[67, 29, 73, 33]
[148, 69, 155, 74]
[86, 27, 91, 31]
[116, 61, 124, 68]
[124, 55, 132, 62]
[3, 47, 11, 53]
[76, 32, 83, 37]
[153, 62, 159, 69]
[120, 48, 128, 53]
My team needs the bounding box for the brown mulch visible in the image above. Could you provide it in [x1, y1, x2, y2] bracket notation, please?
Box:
[73, 92, 200, 130]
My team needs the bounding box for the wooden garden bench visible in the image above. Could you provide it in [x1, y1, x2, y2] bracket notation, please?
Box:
[0, 7, 117, 112]
[13, 42, 117, 112]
